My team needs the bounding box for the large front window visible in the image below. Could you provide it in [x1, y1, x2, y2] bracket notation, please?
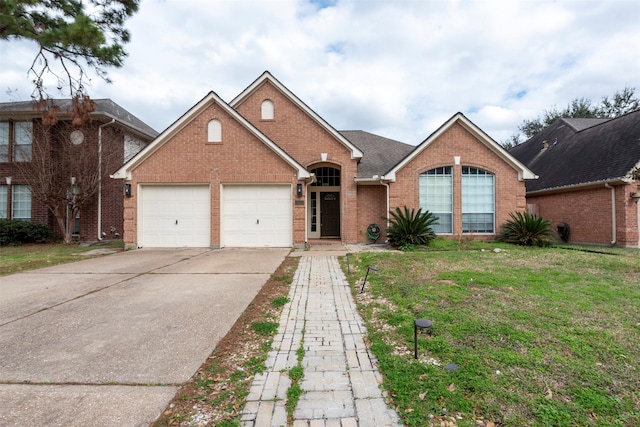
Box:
[420, 167, 452, 233]
[462, 167, 494, 233]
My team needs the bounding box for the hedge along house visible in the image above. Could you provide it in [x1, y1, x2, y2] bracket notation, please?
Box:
[0, 99, 157, 241]
[113, 71, 536, 248]
[509, 110, 640, 247]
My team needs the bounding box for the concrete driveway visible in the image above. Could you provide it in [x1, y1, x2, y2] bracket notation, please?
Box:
[0, 248, 289, 427]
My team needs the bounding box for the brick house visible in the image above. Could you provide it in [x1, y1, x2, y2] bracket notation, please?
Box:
[0, 99, 157, 241]
[509, 111, 640, 247]
[113, 71, 535, 248]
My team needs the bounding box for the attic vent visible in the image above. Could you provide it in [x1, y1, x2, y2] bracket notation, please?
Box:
[261, 100, 274, 120]
[542, 140, 549, 150]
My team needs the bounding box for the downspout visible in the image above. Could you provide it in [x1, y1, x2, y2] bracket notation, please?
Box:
[604, 183, 616, 245]
[304, 182, 308, 248]
[97, 119, 116, 241]
[379, 177, 390, 239]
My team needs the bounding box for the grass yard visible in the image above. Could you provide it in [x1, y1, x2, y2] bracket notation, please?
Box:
[0, 241, 124, 275]
[344, 241, 639, 427]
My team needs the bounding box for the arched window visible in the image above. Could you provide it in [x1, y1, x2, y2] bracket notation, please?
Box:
[462, 167, 494, 233]
[261, 100, 274, 120]
[310, 166, 340, 187]
[419, 167, 452, 233]
[207, 119, 222, 143]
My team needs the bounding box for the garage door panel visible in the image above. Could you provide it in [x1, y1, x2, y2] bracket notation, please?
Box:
[222, 185, 291, 247]
[141, 185, 210, 248]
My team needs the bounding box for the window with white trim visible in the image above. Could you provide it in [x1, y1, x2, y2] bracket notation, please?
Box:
[0, 122, 9, 162]
[420, 167, 452, 233]
[0, 185, 7, 218]
[0, 121, 32, 162]
[462, 167, 494, 233]
[207, 119, 222, 143]
[261, 100, 274, 120]
[14, 122, 33, 161]
[11, 185, 31, 221]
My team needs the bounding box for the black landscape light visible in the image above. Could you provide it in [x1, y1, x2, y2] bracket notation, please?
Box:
[414, 318, 433, 359]
[360, 266, 378, 293]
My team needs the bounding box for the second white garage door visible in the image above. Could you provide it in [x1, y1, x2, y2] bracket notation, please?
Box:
[222, 185, 292, 247]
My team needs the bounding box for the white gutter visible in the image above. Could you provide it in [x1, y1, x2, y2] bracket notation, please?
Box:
[98, 119, 116, 241]
[604, 183, 616, 245]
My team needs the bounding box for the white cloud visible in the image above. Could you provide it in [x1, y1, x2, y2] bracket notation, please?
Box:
[1, 0, 639, 144]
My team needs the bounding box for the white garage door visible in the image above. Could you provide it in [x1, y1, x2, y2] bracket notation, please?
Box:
[222, 185, 292, 247]
[140, 185, 210, 247]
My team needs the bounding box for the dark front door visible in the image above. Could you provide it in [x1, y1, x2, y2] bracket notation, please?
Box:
[320, 192, 340, 237]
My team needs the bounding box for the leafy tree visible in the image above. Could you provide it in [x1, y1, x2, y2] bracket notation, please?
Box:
[0, 0, 139, 99]
[386, 206, 438, 250]
[599, 87, 640, 117]
[504, 87, 640, 147]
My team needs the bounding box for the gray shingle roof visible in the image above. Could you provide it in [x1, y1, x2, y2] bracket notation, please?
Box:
[339, 130, 414, 178]
[509, 111, 640, 192]
[0, 99, 158, 139]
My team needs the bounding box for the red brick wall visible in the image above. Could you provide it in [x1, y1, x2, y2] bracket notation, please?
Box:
[123, 101, 300, 247]
[1, 120, 127, 242]
[390, 123, 527, 239]
[356, 185, 387, 243]
[528, 183, 639, 247]
[234, 81, 360, 243]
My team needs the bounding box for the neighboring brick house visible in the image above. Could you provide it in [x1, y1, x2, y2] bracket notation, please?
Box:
[509, 111, 640, 247]
[113, 71, 535, 248]
[0, 99, 157, 241]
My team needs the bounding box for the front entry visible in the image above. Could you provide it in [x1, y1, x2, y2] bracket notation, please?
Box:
[320, 192, 340, 237]
[308, 165, 341, 240]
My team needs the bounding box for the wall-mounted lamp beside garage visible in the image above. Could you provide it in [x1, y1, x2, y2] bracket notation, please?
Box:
[296, 183, 303, 197]
[125, 184, 132, 197]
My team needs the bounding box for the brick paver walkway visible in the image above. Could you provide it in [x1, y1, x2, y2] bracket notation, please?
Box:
[241, 256, 401, 427]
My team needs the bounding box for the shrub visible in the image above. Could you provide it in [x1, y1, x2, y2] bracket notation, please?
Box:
[499, 211, 554, 247]
[0, 219, 54, 245]
[386, 206, 438, 250]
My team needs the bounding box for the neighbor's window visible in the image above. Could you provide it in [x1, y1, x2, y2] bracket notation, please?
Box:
[14, 122, 33, 161]
[0, 122, 9, 162]
[261, 100, 274, 120]
[12, 185, 31, 221]
[0, 121, 33, 162]
[0, 185, 7, 218]
[207, 119, 222, 143]
[420, 167, 453, 233]
[462, 167, 494, 233]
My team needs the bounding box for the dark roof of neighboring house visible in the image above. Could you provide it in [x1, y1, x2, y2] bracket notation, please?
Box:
[0, 98, 158, 139]
[509, 110, 640, 192]
[340, 130, 415, 178]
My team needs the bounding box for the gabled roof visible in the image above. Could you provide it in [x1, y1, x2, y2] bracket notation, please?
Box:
[0, 99, 158, 140]
[112, 91, 311, 180]
[230, 71, 364, 160]
[340, 130, 414, 179]
[509, 111, 640, 193]
[384, 112, 537, 182]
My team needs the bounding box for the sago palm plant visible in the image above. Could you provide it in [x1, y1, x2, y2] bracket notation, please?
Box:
[386, 206, 438, 250]
[499, 211, 554, 247]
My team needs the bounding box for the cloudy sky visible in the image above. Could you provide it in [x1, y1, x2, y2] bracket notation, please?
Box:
[1, 0, 639, 145]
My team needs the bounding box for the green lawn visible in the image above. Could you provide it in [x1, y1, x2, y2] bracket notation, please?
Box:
[344, 241, 640, 427]
[0, 241, 124, 276]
